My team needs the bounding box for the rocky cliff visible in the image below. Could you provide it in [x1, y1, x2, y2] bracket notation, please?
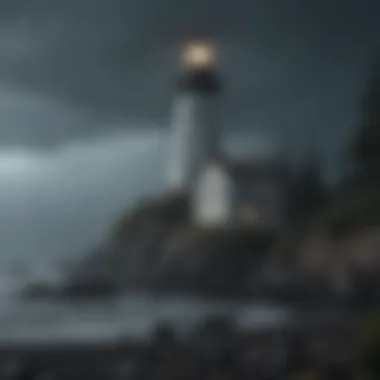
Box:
[60, 191, 278, 297]
[22, 182, 380, 302]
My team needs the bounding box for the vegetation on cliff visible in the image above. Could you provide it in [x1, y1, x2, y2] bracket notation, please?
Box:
[350, 58, 380, 184]
[356, 312, 380, 378]
[319, 58, 380, 237]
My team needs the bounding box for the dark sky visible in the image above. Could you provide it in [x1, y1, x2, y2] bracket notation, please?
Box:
[1, 0, 379, 144]
[0, 0, 379, 263]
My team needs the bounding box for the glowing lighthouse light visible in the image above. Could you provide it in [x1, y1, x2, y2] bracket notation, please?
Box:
[181, 42, 217, 70]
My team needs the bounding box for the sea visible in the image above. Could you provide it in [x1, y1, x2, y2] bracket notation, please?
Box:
[0, 263, 292, 346]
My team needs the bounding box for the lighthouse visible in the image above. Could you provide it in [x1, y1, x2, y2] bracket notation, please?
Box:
[167, 41, 222, 190]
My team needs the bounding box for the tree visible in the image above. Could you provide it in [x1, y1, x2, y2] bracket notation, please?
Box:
[350, 57, 380, 183]
[287, 155, 328, 222]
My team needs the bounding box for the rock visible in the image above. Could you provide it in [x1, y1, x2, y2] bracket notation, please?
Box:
[59, 279, 121, 299]
[19, 282, 60, 300]
[57, 192, 278, 298]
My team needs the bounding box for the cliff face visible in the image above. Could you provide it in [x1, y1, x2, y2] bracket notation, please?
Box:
[24, 181, 380, 302]
[64, 192, 277, 297]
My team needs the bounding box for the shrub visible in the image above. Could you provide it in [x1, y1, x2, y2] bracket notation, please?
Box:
[356, 312, 380, 377]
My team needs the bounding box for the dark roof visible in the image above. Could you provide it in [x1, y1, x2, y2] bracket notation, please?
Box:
[218, 157, 290, 182]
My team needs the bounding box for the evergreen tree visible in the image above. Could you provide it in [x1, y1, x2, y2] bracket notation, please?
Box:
[287, 156, 328, 222]
[350, 58, 380, 183]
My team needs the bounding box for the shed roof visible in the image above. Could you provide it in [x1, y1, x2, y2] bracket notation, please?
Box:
[206, 156, 290, 183]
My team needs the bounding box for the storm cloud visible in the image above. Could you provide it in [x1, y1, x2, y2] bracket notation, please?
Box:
[0, 0, 379, 263]
[0, 0, 378, 145]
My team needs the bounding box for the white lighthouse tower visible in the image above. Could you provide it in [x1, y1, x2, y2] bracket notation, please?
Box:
[167, 41, 222, 190]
